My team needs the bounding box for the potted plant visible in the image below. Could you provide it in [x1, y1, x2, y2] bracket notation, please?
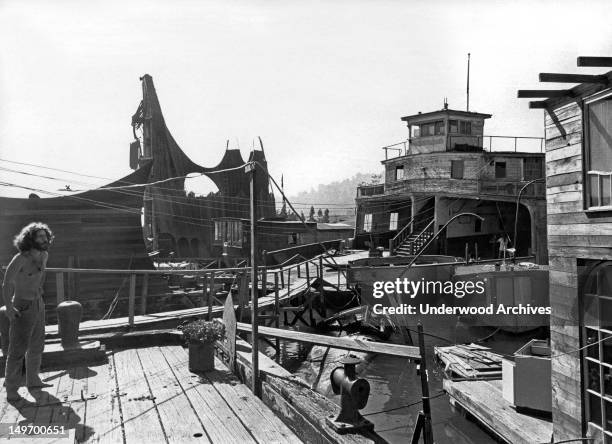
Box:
[181, 319, 225, 372]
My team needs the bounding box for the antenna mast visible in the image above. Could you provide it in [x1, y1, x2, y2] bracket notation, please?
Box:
[466, 53, 471, 111]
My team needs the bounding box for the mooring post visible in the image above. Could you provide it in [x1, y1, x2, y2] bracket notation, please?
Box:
[417, 322, 434, 444]
[246, 161, 261, 398]
[55, 272, 65, 304]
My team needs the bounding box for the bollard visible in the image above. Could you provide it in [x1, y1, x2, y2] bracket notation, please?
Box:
[0, 306, 9, 357]
[56, 300, 82, 349]
[326, 355, 374, 434]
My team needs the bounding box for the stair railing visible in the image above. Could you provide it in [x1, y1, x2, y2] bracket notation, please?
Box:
[389, 212, 434, 255]
[408, 219, 435, 255]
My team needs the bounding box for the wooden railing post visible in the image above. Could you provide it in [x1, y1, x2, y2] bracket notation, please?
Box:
[274, 272, 280, 361]
[140, 273, 149, 315]
[202, 273, 209, 307]
[280, 266, 285, 288]
[55, 272, 65, 304]
[319, 256, 326, 319]
[128, 273, 136, 327]
[207, 272, 216, 321]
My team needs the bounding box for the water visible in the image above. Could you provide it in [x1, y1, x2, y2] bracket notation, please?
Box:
[259, 322, 546, 444]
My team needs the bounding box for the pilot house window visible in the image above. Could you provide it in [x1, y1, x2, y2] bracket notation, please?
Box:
[586, 93, 612, 209]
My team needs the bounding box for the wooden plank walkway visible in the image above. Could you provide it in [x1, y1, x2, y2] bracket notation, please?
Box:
[443, 378, 552, 444]
[44, 251, 367, 336]
[0, 345, 302, 443]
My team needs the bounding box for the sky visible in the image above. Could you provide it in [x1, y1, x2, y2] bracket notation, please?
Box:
[1, 0, 612, 200]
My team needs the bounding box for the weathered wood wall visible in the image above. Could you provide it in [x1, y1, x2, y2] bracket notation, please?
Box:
[544, 96, 612, 441]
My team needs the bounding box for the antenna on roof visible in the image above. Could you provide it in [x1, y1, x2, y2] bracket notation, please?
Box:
[444, 97, 448, 110]
[466, 53, 471, 112]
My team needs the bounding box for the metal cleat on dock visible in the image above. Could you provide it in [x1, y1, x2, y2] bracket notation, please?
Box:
[326, 355, 374, 434]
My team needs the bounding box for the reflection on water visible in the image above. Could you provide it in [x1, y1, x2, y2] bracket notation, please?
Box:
[259, 321, 546, 444]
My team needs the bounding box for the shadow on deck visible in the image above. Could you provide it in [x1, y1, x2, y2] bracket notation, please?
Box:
[0, 345, 301, 443]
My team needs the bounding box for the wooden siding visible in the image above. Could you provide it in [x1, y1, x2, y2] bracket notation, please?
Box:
[544, 93, 612, 441]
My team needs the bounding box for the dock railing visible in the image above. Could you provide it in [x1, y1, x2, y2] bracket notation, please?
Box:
[42, 251, 349, 329]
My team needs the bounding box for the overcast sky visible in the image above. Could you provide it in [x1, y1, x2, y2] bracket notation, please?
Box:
[1, 0, 611, 201]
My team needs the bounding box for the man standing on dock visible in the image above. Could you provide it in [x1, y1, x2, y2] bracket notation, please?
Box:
[2, 222, 54, 401]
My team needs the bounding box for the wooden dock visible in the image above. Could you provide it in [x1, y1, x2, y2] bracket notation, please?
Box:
[443, 378, 552, 444]
[0, 345, 302, 443]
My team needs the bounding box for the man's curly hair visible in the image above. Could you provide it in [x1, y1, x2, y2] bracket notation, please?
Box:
[13, 222, 54, 252]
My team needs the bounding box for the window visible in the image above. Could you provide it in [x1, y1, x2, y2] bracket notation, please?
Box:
[389, 212, 398, 231]
[419, 122, 434, 136]
[214, 220, 243, 246]
[460, 121, 472, 135]
[419, 121, 443, 137]
[495, 161, 507, 179]
[523, 157, 542, 181]
[586, 93, 612, 209]
[581, 262, 612, 437]
[395, 166, 405, 181]
[288, 233, 300, 245]
[363, 213, 373, 232]
[451, 160, 464, 179]
[474, 218, 482, 233]
[449, 120, 459, 133]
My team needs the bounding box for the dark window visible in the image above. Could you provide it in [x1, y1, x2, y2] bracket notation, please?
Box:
[451, 160, 464, 179]
[586, 94, 612, 208]
[460, 121, 472, 135]
[419, 121, 443, 137]
[523, 157, 542, 181]
[474, 218, 482, 233]
[449, 120, 459, 133]
[495, 162, 507, 179]
[420, 123, 434, 136]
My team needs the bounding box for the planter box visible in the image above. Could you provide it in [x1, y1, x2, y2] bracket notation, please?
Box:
[502, 339, 551, 413]
[188, 342, 215, 372]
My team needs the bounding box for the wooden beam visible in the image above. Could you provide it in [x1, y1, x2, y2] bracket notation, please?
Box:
[539, 73, 607, 83]
[517, 90, 569, 98]
[577, 56, 612, 67]
[237, 321, 422, 359]
[529, 101, 548, 109]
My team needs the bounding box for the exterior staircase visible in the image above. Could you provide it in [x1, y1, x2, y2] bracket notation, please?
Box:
[392, 219, 435, 257]
[389, 198, 435, 257]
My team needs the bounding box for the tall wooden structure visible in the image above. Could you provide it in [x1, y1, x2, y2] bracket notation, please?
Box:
[518, 57, 612, 443]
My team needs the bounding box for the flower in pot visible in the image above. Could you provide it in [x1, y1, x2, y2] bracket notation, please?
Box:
[181, 319, 225, 372]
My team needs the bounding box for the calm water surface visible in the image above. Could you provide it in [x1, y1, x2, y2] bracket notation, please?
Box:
[259, 322, 546, 444]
